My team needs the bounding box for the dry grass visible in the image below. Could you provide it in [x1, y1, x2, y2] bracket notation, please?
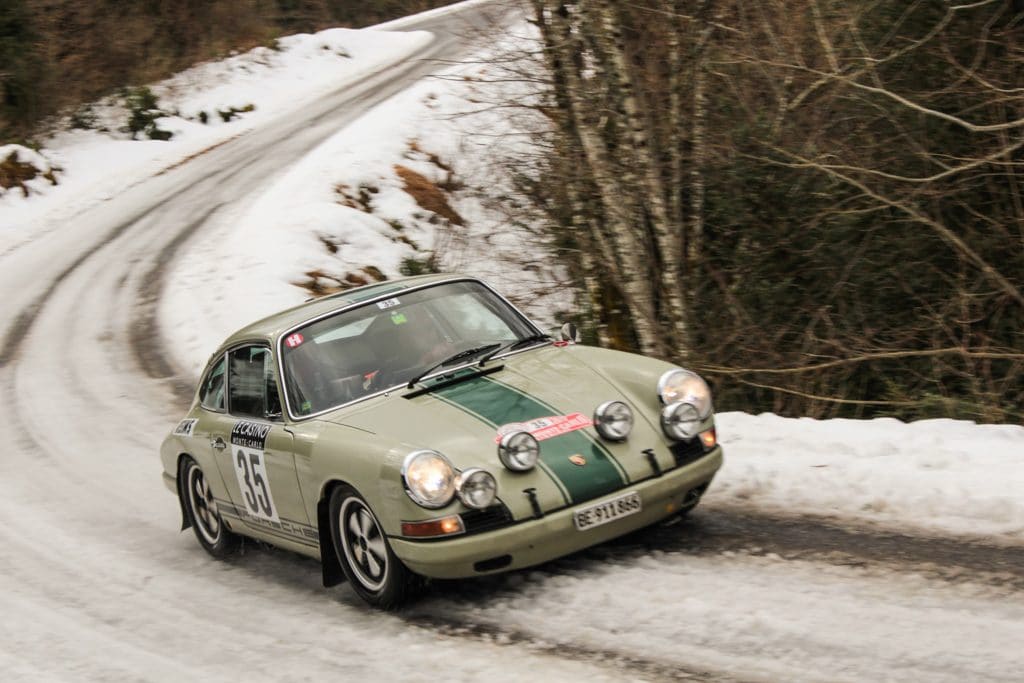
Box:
[394, 164, 464, 226]
[292, 266, 387, 298]
[0, 150, 58, 197]
[335, 182, 377, 212]
[408, 139, 452, 173]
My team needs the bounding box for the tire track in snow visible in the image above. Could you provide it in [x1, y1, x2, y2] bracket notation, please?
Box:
[400, 612, 744, 683]
[616, 504, 1024, 591]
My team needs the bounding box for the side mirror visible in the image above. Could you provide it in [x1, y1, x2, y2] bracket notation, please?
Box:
[559, 322, 581, 343]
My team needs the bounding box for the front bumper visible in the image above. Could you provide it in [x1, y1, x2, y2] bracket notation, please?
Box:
[390, 446, 723, 579]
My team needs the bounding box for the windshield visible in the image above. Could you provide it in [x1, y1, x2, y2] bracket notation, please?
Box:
[281, 280, 541, 416]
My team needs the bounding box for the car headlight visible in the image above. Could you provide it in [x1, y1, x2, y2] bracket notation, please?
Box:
[593, 400, 633, 441]
[657, 369, 713, 418]
[402, 450, 456, 508]
[455, 468, 497, 509]
[498, 431, 540, 471]
[661, 401, 701, 440]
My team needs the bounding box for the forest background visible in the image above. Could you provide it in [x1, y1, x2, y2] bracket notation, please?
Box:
[508, 0, 1023, 423]
[2, 0, 1023, 424]
[0, 0, 454, 139]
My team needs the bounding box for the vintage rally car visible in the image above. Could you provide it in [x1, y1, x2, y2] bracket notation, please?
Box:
[161, 274, 723, 607]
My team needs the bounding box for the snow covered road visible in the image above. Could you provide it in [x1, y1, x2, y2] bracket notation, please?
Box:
[1, 1, 1022, 681]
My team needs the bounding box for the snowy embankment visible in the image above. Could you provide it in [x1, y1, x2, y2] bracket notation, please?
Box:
[4, 0, 1021, 550]
[715, 412, 1024, 542]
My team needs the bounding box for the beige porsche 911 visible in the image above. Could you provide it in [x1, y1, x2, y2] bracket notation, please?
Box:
[161, 274, 722, 608]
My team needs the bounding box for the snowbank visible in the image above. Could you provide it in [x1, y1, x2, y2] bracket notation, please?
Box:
[716, 411, 1024, 541]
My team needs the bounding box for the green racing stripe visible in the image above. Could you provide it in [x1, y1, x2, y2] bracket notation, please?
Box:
[432, 375, 627, 504]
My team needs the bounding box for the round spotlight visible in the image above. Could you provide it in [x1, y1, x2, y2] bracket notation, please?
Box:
[498, 431, 540, 471]
[455, 468, 498, 509]
[593, 400, 633, 441]
[661, 401, 701, 440]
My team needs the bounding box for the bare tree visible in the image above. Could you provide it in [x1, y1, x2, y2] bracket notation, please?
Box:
[509, 0, 1023, 422]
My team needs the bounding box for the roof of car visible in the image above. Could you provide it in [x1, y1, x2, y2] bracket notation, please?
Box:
[219, 273, 477, 348]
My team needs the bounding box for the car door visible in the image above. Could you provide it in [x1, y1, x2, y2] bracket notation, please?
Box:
[207, 344, 316, 552]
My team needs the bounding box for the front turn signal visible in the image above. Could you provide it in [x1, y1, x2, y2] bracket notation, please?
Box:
[401, 515, 465, 538]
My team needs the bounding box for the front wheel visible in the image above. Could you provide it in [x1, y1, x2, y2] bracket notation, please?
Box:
[179, 456, 240, 559]
[329, 484, 420, 608]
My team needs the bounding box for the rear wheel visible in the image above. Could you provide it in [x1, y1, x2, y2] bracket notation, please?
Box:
[179, 456, 240, 558]
[329, 484, 420, 609]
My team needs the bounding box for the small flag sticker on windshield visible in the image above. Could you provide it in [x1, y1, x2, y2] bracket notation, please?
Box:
[285, 333, 305, 348]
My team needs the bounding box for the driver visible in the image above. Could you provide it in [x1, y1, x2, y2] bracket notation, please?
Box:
[362, 306, 452, 390]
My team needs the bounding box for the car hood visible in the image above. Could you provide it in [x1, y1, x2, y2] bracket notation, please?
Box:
[323, 344, 672, 516]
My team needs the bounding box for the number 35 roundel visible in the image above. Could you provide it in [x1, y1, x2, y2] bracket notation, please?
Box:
[230, 421, 279, 523]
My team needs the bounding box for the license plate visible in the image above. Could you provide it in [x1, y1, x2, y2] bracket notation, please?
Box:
[573, 491, 642, 531]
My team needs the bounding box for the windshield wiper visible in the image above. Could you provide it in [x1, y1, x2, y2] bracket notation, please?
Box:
[406, 343, 502, 389]
[478, 333, 551, 366]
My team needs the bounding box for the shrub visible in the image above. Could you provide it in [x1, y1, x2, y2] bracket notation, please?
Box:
[123, 86, 172, 141]
[68, 104, 97, 130]
[216, 104, 256, 123]
[399, 255, 439, 277]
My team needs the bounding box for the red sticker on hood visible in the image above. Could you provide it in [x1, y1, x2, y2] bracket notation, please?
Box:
[495, 413, 594, 443]
[285, 333, 305, 348]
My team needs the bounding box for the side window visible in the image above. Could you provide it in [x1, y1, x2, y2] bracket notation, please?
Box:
[199, 356, 227, 411]
[228, 346, 281, 419]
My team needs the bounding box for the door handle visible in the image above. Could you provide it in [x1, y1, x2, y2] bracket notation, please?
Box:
[211, 437, 227, 451]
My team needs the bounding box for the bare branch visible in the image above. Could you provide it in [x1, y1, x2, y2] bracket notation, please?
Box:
[699, 347, 1024, 376]
[758, 145, 1024, 308]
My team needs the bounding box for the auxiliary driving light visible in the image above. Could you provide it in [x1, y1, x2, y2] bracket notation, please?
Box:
[456, 468, 498, 509]
[661, 401, 701, 440]
[498, 431, 540, 472]
[593, 400, 633, 441]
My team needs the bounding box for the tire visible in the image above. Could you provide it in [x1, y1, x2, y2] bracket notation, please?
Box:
[179, 456, 241, 559]
[677, 499, 701, 517]
[677, 483, 709, 518]
[329, 484, 420, 609]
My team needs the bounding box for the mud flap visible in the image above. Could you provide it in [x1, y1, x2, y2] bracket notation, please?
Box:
[318, 495, 346, 587]
[175, 459, 192, 531]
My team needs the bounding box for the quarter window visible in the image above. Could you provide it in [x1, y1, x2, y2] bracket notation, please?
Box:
[199, 356, 226, 411]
